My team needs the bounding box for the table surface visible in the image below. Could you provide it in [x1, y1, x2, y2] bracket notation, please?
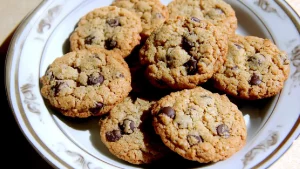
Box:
[1, 0, 299, 168]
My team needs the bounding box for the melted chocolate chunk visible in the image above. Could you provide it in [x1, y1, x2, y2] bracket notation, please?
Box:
[52, 81, 67, 96]
[84, 35, 95, 45]
[182, 37, 195, 52]
[187, 135, 203, 146]
[184, 58, 198, 75]
[87, 73, 104, 85]
[247, 56, 263, 66]
[105, 38, 117, 50]
[89, 102, 104, 115]
[106, 130, 122, 142]
[217, 124, 230, 138]
[46, 71, 55, 80]
[250, 73, 261, 85]
[106, 18, 120, 27]
[158, 107, 175, 119]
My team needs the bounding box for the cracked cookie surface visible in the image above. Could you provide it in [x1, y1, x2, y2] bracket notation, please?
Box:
[70, 6, 142, 58]
[167, 0, 237, 37]
[100, 97, 170, 164]
[111, 0, 169, 41]
[213, 35, 290, 100]
[139, 17, 227, 89]
[40, 48, 132, 118]
[151, 87, 247, 163]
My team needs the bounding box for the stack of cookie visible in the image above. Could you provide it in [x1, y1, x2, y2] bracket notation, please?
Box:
[40, 0, 290, 166]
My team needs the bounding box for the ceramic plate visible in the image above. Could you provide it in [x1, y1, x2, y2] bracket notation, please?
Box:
[5, 0, 300, 168]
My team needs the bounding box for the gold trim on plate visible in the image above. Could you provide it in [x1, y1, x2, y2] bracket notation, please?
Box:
[251, 0, 300, 168]
[5, 0, 72, 168]
[275, 0, 300, 32]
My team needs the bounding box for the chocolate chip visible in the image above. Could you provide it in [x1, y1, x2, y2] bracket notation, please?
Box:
[217, 124, 230, 138]
[106, 130, 122, 142]
[106, 18, 120, 27]
[119, 119, 135, 134]
[87, 73, 104, 85]
[84, 35, 95, 45]
[187, 135, 203, 146]
[184, 58, 198, 75]
[182, 37, 194, 52]
[234, 44, 242, 49]
[247, 56, 262, 65]
[158, 107, 175, 119]
[191, 17, 200, 22]
[53, 83, 61, 96]
[89, 102, 104, 114]
[46, 71, 55, 80]
[52, 81, 67, 96]
[250, 73, 261, 85]
[105, 38, 117, 50]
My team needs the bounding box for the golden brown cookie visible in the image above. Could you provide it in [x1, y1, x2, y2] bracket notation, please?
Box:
[111, 0, 169, 41]
[70, 6, 142, 58]
[100, 97, 171, 164]
[152, 87, 247, 163]
[139, 16, 228, 89]
[168, 0, 237, 37]
[40, 48, 132, 118]
[213, 35, 290, 100]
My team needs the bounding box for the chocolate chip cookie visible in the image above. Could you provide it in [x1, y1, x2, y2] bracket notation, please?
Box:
[40, 48, 132, 118]
[70, 6, 142, 58]
[125, 47, 172, 100]
[100, 97, 170, 164]
[111, 0, 169, 41]
[139, 16, 228, 89]
[213, 35, 290, 100]
[152, 87, 247, 163]
[168, 0, 237, 37]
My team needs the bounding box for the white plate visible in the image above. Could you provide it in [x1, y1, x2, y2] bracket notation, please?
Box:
[5, 0, 300, 168]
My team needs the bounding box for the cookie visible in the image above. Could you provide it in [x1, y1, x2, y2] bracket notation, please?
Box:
[100, 97, 170, 164]
[152, 87, 247, 163]
[40, 48, 132, 118]
[213, 35, 290, 100]
[111, 0, 169, 41]
[70, 6, 142, 58]
[139, 16, 228, 89]
[168, 0, 237, 37]
[168, 0, 203, 20]
[125, 47, 171, 100]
